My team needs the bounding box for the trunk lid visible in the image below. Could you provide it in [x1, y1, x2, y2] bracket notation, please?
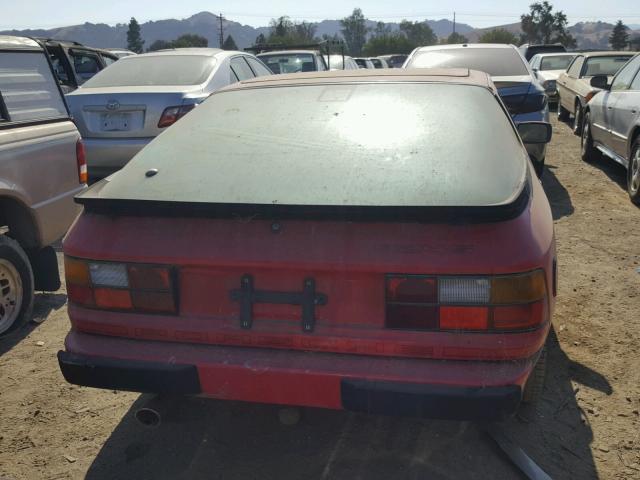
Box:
[66, 86, 203, 139]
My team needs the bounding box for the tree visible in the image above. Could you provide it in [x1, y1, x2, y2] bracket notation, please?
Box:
[399, 20, 437, 47]
[363, 34, 414, 56]
[254, 33, 267, 46]
[374, 21, 391, 38]
[172, 34, 208, 48]
[445, 32, 469, 44]
[479, 28, 519, 44]
[341, 8, 368, 56]
[520, 1, 576, 47]
[147, 39, 172, 52]
[222, 35, 238, 50]
[631, 35, 640, 52]
[126, 17, 144, 53]
[267, 17, 318, 45]
[610, 20, 630, 50]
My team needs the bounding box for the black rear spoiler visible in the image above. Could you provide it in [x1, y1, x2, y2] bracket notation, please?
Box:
[76, 180, 531, 224]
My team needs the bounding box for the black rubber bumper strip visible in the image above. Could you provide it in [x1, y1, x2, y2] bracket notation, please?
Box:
[57, 351, 201, 394]
[341, 379, 521, 421]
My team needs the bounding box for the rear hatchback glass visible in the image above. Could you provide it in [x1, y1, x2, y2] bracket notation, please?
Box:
[584, 56, 633, 76]
[409, 48, 529, 77]
[81, 55, 217, 87]
[94, 83, 528, 209]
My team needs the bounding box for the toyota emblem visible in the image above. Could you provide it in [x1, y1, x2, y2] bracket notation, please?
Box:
[106, 100, 120, 111]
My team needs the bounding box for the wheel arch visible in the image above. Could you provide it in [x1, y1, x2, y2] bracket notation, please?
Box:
[629, 126, 640, 158]
[0, 196, 41, 250]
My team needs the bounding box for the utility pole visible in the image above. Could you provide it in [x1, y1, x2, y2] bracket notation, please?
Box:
[218, 13, 224, 48]
[453, 12, 456, 34]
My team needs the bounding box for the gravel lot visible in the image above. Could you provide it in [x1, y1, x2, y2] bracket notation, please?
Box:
[0, 117, 639, 480]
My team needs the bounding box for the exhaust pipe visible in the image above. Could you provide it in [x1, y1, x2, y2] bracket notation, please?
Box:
[135, 406, 162, 427]
[134, 395, 178, 428]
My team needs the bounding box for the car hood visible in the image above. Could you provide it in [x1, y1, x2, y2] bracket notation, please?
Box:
[536, 71, 562, 81]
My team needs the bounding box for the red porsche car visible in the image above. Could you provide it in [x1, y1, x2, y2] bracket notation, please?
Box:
[59, 69, 556, 420]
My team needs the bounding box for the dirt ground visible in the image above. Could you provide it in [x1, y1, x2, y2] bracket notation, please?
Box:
[1, 117, 639, 480]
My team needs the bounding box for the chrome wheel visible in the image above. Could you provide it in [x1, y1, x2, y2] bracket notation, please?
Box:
[631, 149, 640, 195]
[581, 121, 589, 156]
[0, 259, 23, 335]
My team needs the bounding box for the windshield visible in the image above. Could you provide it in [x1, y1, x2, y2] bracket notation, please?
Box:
[539, 55, 574, 71]
[408, 48, 529, 76]
[94, 83, 527, 208]
[81, 55, 217, 87]
[258, 53, 315, 73]
[583, 56, 633, 77]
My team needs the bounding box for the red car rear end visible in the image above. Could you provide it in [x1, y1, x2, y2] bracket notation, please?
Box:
[58, 69, 556, 420]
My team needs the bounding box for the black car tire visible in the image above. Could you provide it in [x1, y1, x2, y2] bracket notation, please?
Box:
[558, 103, 570, 121]
[581, 112, 600, 163]
[628, 140, 640, 205]
[522, 347, 547, 405]
[573, 102, 583, 136]
[0, 235, 35, 336]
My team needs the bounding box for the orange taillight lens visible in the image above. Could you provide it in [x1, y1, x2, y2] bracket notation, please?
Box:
[76, 139, 88, 184]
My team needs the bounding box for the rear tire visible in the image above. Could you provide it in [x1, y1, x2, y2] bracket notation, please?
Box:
[573, 102, 583, 136]
[558, 103, 570, 121]
[581, 112, 600, 163]
[628, 141, 640, 205]
[0, 236, 34, 336]
[522, 348, 547, 404]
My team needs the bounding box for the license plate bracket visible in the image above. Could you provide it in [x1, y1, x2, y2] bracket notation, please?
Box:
[230, 275, 327, 333]
[101, 113, 130, 131]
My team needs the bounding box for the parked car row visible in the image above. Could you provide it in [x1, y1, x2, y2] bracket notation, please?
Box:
[2, 33, 560, 423]
[525, 45, 640, 204]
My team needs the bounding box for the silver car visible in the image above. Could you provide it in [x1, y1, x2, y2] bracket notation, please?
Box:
[66, 48, 272, 180]
[529, 52, 577, 104]
[581, 53, 640, 204]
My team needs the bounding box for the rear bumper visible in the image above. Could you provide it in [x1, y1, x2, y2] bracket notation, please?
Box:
[83, 137, 152, 179]
[59, 331, 534, 421]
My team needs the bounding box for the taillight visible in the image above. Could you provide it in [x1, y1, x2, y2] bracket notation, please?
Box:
[65, 256, 177, 314]
[76, 139, 87, 184]
[157, 104, 196, 128]
[385, 270, 548, 332]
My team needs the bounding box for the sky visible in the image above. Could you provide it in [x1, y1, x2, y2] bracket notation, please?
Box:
[2, 0, 640, 30]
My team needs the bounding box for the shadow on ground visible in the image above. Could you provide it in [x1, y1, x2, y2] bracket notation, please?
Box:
[84, 328, 607, 480]
[0, 292, 66, 357]
[590, 156, 628, 191]
[542, 164, 575, 220]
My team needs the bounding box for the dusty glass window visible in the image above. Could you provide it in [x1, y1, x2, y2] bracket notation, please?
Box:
[408, 48, 529, 76]
[0, 52, 67, 122]
[98, 83, 528, 208]
[82, 55, 217, 87]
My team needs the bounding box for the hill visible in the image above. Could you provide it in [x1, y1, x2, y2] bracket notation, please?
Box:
[0, 11, 472, 50]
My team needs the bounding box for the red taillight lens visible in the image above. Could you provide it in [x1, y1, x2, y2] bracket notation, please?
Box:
[386, 276, 437, 303]
[64, 257, 176, 314]
[440, 306, 489, 331]
[157, 104, 196, 128]
[385, 270, 548, 332]
[76, 139, 87, 184]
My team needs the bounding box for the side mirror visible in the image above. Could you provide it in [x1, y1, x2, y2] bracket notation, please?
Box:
[517, 122, 553, 144]
[590, 75, 610, 90]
